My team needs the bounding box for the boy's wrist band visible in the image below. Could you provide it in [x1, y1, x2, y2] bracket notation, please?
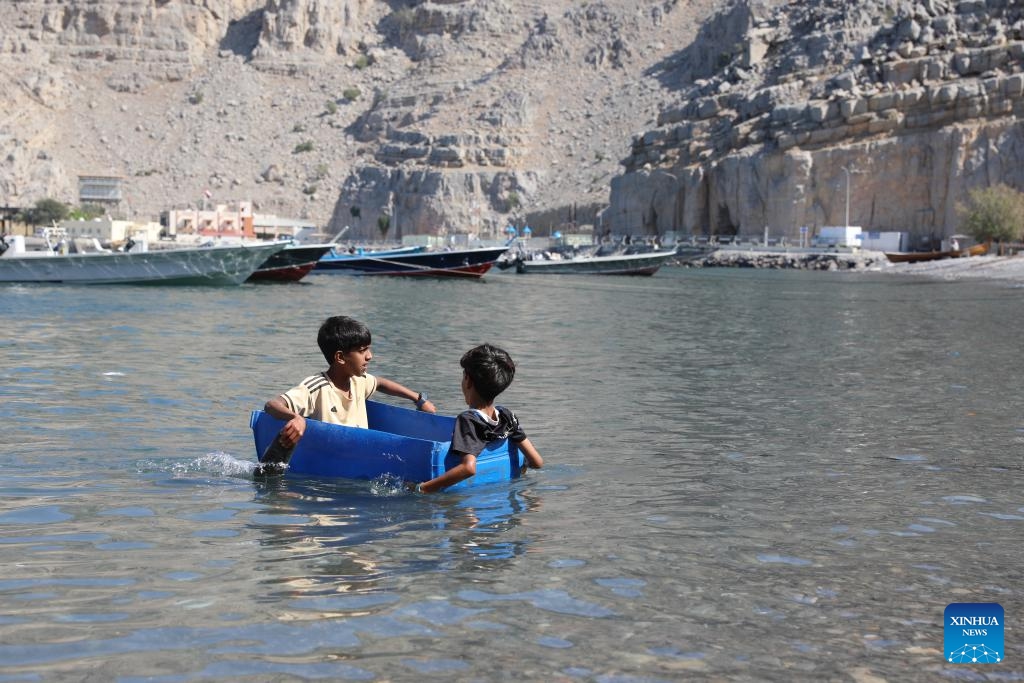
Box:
[415, 392, 428, 409]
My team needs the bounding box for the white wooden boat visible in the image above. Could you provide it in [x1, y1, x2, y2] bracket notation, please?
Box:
[505, 248, 677, 275]
[0, 230, 287, 285]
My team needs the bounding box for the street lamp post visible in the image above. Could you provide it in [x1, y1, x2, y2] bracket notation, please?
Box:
[842, 165, 852, 229]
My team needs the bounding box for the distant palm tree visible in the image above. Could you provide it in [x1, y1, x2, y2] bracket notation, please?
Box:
[21, 198, 68, 227]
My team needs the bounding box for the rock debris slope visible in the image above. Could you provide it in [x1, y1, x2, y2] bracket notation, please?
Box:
[0, 0, 1019, 243]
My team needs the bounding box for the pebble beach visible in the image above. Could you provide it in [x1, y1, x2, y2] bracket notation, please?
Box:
[689, 247, 1024, 284]
[881, 253, 1024, 283]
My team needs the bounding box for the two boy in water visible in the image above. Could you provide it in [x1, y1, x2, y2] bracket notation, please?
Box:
[264, 315, 542, 491]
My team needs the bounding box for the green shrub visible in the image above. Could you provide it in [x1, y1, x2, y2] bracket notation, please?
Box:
[342, 87, 361, 102]
[353, 55, 370, 70]
[325, 100, 338, 115]
[958, 184, 1024, 246]
[293, 140, 314, 154]
[68, 204, 106, 220]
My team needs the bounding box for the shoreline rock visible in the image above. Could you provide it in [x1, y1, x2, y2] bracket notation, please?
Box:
[679, 248, 1024, 283]
[683, 248, 887, 271]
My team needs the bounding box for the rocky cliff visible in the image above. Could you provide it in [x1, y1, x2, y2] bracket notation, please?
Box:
[0, 0, 1019, 243]
[0, 0, 716, 240]
[610, 0, 1024, 243]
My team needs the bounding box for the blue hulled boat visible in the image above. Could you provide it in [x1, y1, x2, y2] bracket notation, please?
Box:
[250, 400, 526, 490]
[312, 245, 510, 278]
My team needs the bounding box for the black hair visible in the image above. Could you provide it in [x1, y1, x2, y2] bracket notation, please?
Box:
[460, 343, 516, 403]
[317, 316, 371, 363]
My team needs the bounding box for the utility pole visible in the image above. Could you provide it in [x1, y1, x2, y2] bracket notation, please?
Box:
[842, 165, 852, 228]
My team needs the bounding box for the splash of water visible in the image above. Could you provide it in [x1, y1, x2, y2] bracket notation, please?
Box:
[136, 451, 257, 478]
[369, 472, 407, 497]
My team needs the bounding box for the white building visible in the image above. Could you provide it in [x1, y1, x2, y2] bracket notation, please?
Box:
[812, 226, 863, 248]
[59, 218, 162, 243]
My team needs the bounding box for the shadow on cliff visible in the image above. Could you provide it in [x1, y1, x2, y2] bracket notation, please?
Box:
[644, 2, 757, 93]
[376, 1, 426, 62]
[221, 10, 263, 59]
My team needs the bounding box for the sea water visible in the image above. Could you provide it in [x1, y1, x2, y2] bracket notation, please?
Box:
[0, 267, 1022, 680]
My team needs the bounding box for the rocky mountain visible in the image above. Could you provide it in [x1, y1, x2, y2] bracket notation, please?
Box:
[0, 0, 1020, 243]
[611, 0, 1024, 243]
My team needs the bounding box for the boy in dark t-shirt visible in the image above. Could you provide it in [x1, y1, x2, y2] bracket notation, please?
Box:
[412, 344, 543, 493]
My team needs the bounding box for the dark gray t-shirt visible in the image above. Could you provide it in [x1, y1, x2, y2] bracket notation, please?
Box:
[451, 406, 527, 456]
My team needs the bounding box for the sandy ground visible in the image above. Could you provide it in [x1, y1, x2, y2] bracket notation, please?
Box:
[876, 254, 1024, 283]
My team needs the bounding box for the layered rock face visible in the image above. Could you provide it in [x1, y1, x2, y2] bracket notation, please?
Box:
[3, 0, 370, 75]
[4, 1, 252, 81]
[0, 0, 1019, 243]
[253, 0, 374, 65]
[326, 0, 705, 239]
[609, 0, 1024, 241]
[0, 0, 373, 216]
[0, 0, 720, 240]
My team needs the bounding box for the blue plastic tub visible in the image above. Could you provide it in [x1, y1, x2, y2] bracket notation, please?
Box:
[250, 399, 525, 490]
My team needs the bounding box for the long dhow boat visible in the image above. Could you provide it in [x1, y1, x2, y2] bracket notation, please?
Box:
[247, 243, 336, 282]
[0, 231, 287, 285]
[884, 241, 989, 264]
[313, 245, 510, 277]
[251, 399, 526, 490]
[503, 248, 677, 275]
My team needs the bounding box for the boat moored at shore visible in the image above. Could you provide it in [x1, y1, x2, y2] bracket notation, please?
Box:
[500, 247, 677, 275]
[247, 243, 336, 282]
[884, 241, 989, 263]
[0, 229, 287, 285]
[313, 245, 510, 278]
